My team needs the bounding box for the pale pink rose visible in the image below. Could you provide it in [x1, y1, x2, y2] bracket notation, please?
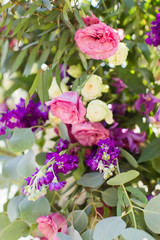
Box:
[46, 92, 86, 125]
[117, 28, 125, 41]
[74, 22, 120, 60]
[37, 213, 67, 240]
[71, 121, 109, 146]
[82, 13, 100, 26]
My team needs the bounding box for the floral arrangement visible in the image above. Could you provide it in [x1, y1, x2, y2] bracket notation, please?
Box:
[0, 1, 160, 240]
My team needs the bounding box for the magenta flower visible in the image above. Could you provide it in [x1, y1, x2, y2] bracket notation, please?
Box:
[155, 105, 160, 122]
[37, 213, 67, 240]
[82, 13, 100, 26]
[135, 93, 160, 115]
[75, 22, 120, 60]
[111, 78, 127, 94]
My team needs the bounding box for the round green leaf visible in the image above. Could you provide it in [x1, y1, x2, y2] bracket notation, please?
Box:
[19, 196, 51, 224]
[0, 213, 10, 234]
[81, 229, 93, 240]
[7, 195, 24, 222]
[56, 233, 73, 240]
[1, 220, 29, 240]
[2, 156, 21, 180]
[102, 188, 118, 207]
[144, 195, 160, 234]
[17, 150, 36, 177]
[7, 128, 35, 153]
[93, 216, 126, 240]
[69, 210, 88, 233]
[107, 170, 140, 186]
[121, 228, 155, 240]
[77, 172, 104, 188]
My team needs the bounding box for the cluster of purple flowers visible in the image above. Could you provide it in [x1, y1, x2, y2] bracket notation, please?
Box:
[86, 138, 120, 179]
[145, 10, 160, 47]
[22, 139, 79, 201]
[0, 98, 49, 135]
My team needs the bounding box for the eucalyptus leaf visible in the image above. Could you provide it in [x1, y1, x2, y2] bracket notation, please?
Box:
[0, 213, 10, 234]
[121, 228, 155, 240]
[1, 40, 8, 67]
[102, 188, 118, 207]
[81, 229, 94, 240]
[119, 148, 138, 168]
[56, 233, 73, 240]
[107, 170, 139, 186]
[2, 156, 22, 180]
[77, 172, 104, 188]
[43, 0, 52, 10]
[7, 195, 24, 222]
[69, 210, 88, 233]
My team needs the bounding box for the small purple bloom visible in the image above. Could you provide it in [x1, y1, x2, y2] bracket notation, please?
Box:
[110, 103, 127, 116]
[155, 105, 160, 122]
[0, 126, 6, 135]
[135, 93, 160, 116]
[55, 139, 69, 153]
[59, 64, 69, 79]
[111, 78, 127, 94]
[145, 9, 160, 47]
[49, 181, 66, 191]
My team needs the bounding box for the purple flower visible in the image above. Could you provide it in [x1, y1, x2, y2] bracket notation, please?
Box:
[60, 64, 69, 79]
[0, 126, 6, 135]
[110, 103, 127, 116]
[155, 105, 160, 121]
[135, 93, 160, 116]
[145, 10, 160, 47]
[111, 78, 127, 94]
[55, 139, 69, 153]
[49, 181, 66, 191]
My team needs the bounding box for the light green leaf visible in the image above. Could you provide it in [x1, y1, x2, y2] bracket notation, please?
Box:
[74, 9, 86, 27]
[1, 40, 8, 67]
[102, 188, 118, 207]
[93, 216, 126, 240]
[59, 30, 69, 50]
[144, 195, 160, 234]
[69, 210, 88, 233]
[2, 156, 21, 180]
[43, 0, 52, 10]
[121, 228, 155, 240]
[152, 157, 160, 173]
[19, 197, 51, 224]
[56, 233, 73, 240]
[138, 138, 160, 163]
[81, 229, 93, 240]
[38, 48, 50, 69]
[7, 195, 24, 222]
[23, 46, 38, 76]
[0, 213, 10, 234]
[79, 52, 88, 70]
[77, 172, 104, 188]
[107, 170, 140, 186]
[126, 186, 148, 205]
[118, 186, 125, 208]
[7, 128, 35, 153]
[68, 226, 82, 240]
[58, 122, 70, 141]
[10, 49, 27, 76]
[0, 2, 11, 14]
[119, 148, 138, 168]
[1, 220, 29, 240]
[16, 150, 36, 177]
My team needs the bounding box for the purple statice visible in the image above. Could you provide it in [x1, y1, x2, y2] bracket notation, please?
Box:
[54, 139, 69, 153]
[86, 138, 120, 180]
[145, 10, 160, 47]
[110, 127, 146, 154]
[111, 77, 127, 94]
[135, 93, 160, 116]
[155, 105, 160, 122]
[22, 139, 79, 201]
[0, 98, 49, 135]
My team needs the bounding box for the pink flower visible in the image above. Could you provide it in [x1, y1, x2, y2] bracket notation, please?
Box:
[46, 92, 86, 125]
[82, 13, 100, 26]
[74, 22, 120, 60]
[117, 28, 125, 41]
[37, 213, 67, 240]
[71, 121, 110, 146]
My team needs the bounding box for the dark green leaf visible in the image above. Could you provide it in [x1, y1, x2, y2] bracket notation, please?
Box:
[10, 49, 27, 76]
[139, 68, 155, 84]
[137, 43, 150, 62]
[23, 46, 38, 76]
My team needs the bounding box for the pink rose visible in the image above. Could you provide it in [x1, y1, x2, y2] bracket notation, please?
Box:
[37, 213, 67, 240]
[117, 28, 125, 41]
[71, 121, 109, 146]
[74, 22, 120, 60]
[46, 92, 86, 125]
[82, 13, 100, 26]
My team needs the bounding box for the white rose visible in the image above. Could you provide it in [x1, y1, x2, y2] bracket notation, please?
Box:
[81, 74, 102, 101]
[67, 64, 82, 78]
[86, 99, 114, 124]
[107, 43, 128, 66]
[48, 77, 68, 98]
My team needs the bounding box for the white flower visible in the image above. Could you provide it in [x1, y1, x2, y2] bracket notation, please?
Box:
[67, 64, 82, 78]
[86, 99, 114, 124]
[48, 77, 68, 98]
[81, 74, 103, 101]
[107, 43, 128, 66]
[41, 63, 48, 71]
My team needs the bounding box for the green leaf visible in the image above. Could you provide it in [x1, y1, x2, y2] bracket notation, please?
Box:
[10, 49, 27, 75]
[126, 186, 148, 205]
[138, 138, 160, 163]
[137, 43, 150, 62]
[81, 0, 91, 15]
[119, 148, 138, 168]
[152, 157, 160, 173]
[130, 198, 146, 208]
[11, 18, 29, 37]
[139, 68, 155, 84]
[57, 233, 73, 240]
[81, 229, 93, 240]
[1, 220, 29, 240]
[77, 172, 104, 188]
[69, 210, 88, 233]
[102, 188, 118, 207]
[118, 186, 125, 208]
[74, 9, 86, 27]
[7, 128, 35, 153]
[43, 0, 52, 10]
[38, 48, 50, 69]
[62, 6, 75, 34]
[58, 122, 70, 141]
[79, 52, 88, 70]
[144, 195, 160, 234]
[124, 0, 134, 9]
[16, 150, 36, 177]
[19, 197, 51, 224]
[2, 156, 21, 180]
[26, 71, 42, 105]
[59, 30, 69, 50]
[93, 217, 126, 240]
[36, 152, 48, 165]
[73, 149, 85, 180]
[0, 213, 10, 234]
[107, 170, 140, 186]
[23, 46, 38, 76]
[79, 72, 88, 88]
[121, 228, 155, 240]
[5, 16, 14, 36]
[55, 64, 61, 90]
[64, 0, 72, 11]
[1, 40, 8, 67]
[7, 195, 24, 222]
[0, 2, 12, 14]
